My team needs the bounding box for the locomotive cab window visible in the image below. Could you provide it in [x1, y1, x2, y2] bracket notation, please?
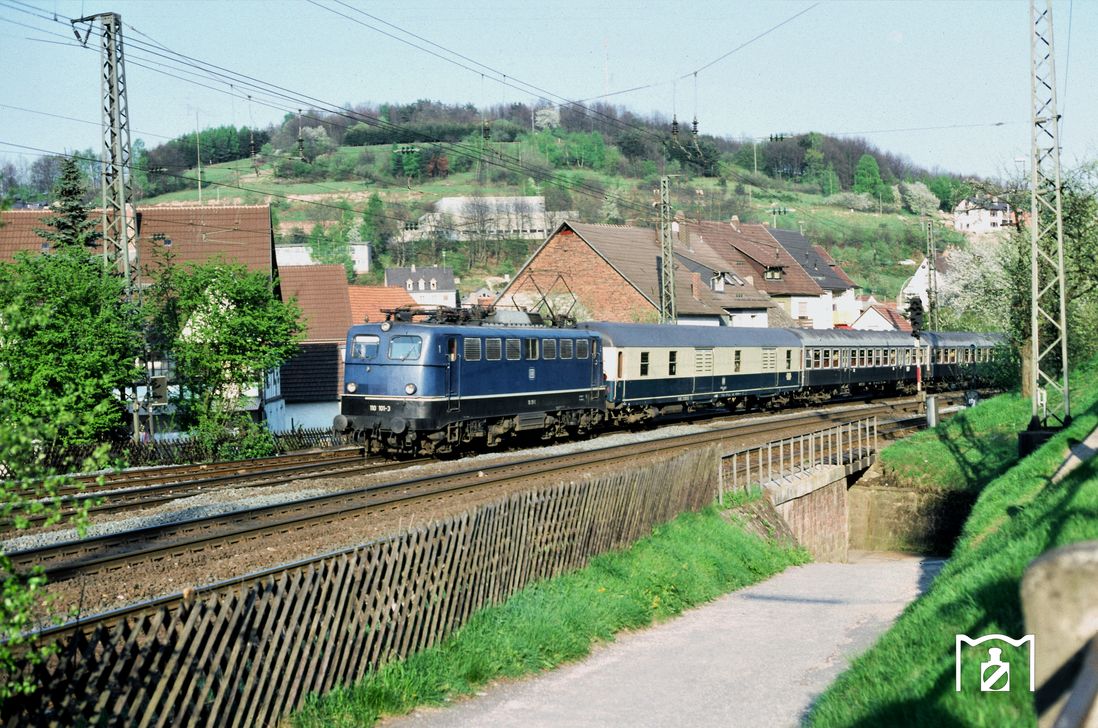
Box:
[524, 338, 539, 360]
[486, 338, 502, 361]
[576, 339, 589, 359]
[351, 334, 380, 360]
[560, 339, 573, 359]
[543, 339, 557, 360]
[640, 351, 650, 377]
[464, 338, 482, 362]
[388, 335, 422, 361]
[505, 338, 521, 361]
[669, 351, 677, 375]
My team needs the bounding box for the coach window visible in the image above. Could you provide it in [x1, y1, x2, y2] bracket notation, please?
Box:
[949, 349, 958, 363]
[890, 349, 897, 366]
[464, 338, 481, 362]
[640, 352, 650, 376]
[822, 349, 831, 368]
[576, 339, 589, 359]
[486, 338, 502, 361]
[812, 349, 821, 369]
[351, 334, 380, 360]
[543, 339, 557, 360]
[388, 335, 422, 361]
[830, 349, 838, 368]
[734, 350, 742, 372]
[524, 338, 539, 360]
[506, 338, 521, 361]
[669, 351, 678, 375]
[560, 339, 574, 359]
[785, 350, 792, 370]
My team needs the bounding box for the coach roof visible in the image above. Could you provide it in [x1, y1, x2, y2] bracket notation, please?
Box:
[791, 329, 916, 348]
[577, 322, 802, 348]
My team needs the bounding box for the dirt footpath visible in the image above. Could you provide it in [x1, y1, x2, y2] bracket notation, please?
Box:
[381, 551, 942, 728]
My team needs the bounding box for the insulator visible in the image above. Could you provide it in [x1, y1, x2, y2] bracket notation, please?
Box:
[482, 121, 490, 140]
[671, 115, 680, 140]
[691, 117, 699, 137]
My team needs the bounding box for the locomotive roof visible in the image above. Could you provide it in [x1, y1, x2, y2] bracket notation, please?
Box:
[577, 322, 802, 347]
[347, 322, 598, 338]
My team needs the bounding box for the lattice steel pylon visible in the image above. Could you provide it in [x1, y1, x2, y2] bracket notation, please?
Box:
[1027, 0, 1070, 430]
[73, 12, 138, 299]
[658, 176, 676, 324]
[925, 220, 939, 330]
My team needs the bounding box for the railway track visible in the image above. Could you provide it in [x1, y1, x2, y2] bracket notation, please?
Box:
[8, 396, 944, 583]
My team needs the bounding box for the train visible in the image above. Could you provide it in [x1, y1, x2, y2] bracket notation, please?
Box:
[333, 315, 1003, 456]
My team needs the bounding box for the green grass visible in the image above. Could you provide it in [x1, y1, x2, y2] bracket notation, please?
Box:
[879, 361, 1098, 494]
[292, 500, 807, 727]
[808, 356, 1098, 727]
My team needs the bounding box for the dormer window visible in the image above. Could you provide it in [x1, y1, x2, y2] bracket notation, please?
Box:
[418, 278, 425, 291]
[406, 279, 413, 291]
[764, 267, 784, 280]
[430, 278, 437, 290]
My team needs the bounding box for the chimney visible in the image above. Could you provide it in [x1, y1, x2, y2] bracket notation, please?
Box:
[411, 263, 416, 272]
[729, 215, 740, 232]
[691, 272, 702, 301]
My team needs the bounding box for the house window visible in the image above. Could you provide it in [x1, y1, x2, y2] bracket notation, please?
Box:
[734, 350, 742, 373]
[485, 338, 502, 361]
[560, 339, 573, 359]
[640, 352, 650, 377]
[464, 338, 481, 361]
[669, 351, 677, 376]
[576, 339, 589, 359]
[543, 339, 557, 360]
[430, 278, 437, 290]
[505, 338, 521, 361]
[525, 338, 539, 360]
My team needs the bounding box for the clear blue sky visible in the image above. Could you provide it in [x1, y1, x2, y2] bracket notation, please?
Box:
[1, 0, 1094, 181]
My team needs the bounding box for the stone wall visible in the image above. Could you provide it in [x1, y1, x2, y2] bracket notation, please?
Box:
[764, 464, 850, 562]
[847, 483, 976, 553]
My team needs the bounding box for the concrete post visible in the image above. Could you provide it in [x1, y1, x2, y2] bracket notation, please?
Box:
[1021, 540, 1098, 727]
[927, 395, 939, 428]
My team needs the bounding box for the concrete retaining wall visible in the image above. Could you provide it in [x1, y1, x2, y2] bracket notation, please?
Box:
[764, 464, 850, 562]
[847, 483, 975, 553]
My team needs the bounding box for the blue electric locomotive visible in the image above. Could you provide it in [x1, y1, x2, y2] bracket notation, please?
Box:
[334, 321, 604, 454]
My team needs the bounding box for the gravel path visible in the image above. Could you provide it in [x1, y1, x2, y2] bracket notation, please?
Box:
[379, 551, 943, 728]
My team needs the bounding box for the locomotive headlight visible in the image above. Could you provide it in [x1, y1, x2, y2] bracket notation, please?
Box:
[405, 383, 417, 395]
[346, 382, 357, 393]
[381, 321, 392, 332]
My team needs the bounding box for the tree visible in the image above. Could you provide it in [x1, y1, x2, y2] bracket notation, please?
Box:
[898, 181, 941, 217]
[146, 259, 303, 436]
[853, 154, 884, 197]
[35, 159, 100, 252]
[0, 164, 142, 445]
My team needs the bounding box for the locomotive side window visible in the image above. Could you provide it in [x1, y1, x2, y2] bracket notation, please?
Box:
[351, 334, 380, 360]
[734, 350, 742, 372]
[576, 339, 589, 359]
[640, 352, 650, 376]
[525, 339, 539, 360]
[669, 351, 677, 375]
[486, 338, 502, 361]
[560, 339, 574, 359]
[464, 338, 482, 362]
[544, 340, 557, 360]
[388, 335, 422, 361]
[506, 338, 521, 361]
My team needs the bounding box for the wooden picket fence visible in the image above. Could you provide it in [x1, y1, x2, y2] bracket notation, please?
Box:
[2, 446, 718, 727]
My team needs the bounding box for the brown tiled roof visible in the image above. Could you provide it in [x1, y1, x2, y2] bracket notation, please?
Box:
[565, 221, 728, 318]
[866, 304, 912, 332]
[680, 221, 822, 296]
[278, 265, 352, 343]
[1, 205, 276, 283]
[347, 285, 418, 325]
[134, 206, 274, 282]
[673, 225, 774, 311]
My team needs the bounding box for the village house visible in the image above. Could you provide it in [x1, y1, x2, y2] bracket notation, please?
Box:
[495, 221, 787, 327]
[851, 301, 913, 332]
[346, 285, 418, 325]
[383, 264, 459, 307]
[403, 195, 574, 243]
[897, 252, 950, 311]
[953, 196, 1014, 234]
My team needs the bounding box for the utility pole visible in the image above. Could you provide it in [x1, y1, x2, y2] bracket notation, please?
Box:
[1021, 0, 1071, 453]
[925, 220, 939, 330]
[658, 176, 676, 324]
[72, 11, 142, 442]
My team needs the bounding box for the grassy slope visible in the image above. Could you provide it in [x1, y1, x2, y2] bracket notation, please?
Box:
[293, 498, 807, 727]
[809, 356, 1098, 726]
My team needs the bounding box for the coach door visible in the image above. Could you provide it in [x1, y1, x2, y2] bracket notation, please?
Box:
[761, 347, 778, 392]
[694, 348, 714, 396]
[446, 336, 460, 412]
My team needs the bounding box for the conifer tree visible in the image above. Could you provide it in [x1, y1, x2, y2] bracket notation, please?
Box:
[35, 158, 100, 252]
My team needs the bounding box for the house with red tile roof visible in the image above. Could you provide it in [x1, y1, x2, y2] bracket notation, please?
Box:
[495, 221, 786, 327]
[264, 265, 353, 431]
[851, 302, 913, 332]
[347, 285, 418, 325]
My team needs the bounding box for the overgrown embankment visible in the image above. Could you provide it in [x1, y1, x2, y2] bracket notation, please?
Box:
[293, 495, 806, 727]
[809, 357, 1098, 726]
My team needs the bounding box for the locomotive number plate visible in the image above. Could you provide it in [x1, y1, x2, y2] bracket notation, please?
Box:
[369, 404, 392, 412]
